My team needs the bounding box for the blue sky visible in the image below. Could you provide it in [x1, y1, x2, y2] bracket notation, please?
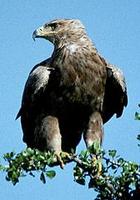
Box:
[0, 1, 140, 199]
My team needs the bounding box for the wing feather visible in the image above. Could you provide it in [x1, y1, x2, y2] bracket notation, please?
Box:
[16, 59, 52, 119]
[103, 64, 128, 123]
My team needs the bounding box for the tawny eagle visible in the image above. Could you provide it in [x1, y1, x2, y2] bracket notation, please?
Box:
[16, 19, 127, 156]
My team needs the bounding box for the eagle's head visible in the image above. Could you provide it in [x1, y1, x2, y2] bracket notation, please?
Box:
[32, 19, 86, 45]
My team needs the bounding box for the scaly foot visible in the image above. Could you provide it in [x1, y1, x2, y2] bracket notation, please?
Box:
[54, 151, 71, 169]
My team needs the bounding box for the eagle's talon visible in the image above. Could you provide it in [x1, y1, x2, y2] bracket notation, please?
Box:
[54, 152, 65, 169]
[54, 152, 71, 169]
[60, 152, 71, 159]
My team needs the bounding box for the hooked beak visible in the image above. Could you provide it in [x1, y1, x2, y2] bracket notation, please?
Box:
[32, 26, 45, 41]
[32, 30, 37, 41]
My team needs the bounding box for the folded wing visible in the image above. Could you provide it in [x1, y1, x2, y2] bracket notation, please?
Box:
[16, 59, 56, 148]
[103, 64, 128, 123]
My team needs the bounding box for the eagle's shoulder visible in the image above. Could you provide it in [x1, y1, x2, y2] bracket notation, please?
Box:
[16, 58, 53, 119]
[26, 58, 52, 93]
[107, 64, 127, 94]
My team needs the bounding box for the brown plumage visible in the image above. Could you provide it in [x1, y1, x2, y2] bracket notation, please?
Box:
[16, 19, 127, 154]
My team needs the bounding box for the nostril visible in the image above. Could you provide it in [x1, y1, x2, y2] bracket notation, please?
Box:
[38, 26, 44, 32]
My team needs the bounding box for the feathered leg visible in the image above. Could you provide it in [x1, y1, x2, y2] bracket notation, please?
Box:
[84, 111, 103, 147]
[84, 111, 103, 176]
[34, 115, 64, 168]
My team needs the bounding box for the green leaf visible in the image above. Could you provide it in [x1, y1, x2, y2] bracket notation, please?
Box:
[3, 152, 15, 161]
[117, 158, 125, 167]
[108, 150, 117, 158]
[40, 172, 46, 184]
[29, 172, 35, 177]
[45, 170, 56, 179]
[0, 163, 6, 171]
[137, 134, 140, 141]
[75, 177, 85, 185]
[88, 178, 96, 188]
[135, 112, 140, 120]
[80, 150, 89, 158]
[88, 140, 101, 155]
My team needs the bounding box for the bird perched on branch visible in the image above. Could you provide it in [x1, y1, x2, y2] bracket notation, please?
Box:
[16, 19, 127, 165]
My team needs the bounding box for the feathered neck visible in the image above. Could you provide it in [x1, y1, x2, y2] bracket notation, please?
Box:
[52, 33, 97, 57]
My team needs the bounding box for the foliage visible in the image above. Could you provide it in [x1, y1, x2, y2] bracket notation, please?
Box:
[135, 104, 140, 148]
[0, 106, 140, 199]
[0, 142, 140, 199]
[1, 149, 57, 185]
